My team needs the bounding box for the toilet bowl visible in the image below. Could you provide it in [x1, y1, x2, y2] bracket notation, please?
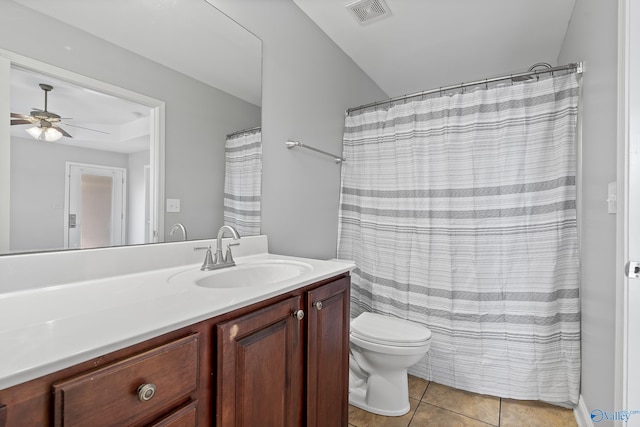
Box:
[349, 312, 431, 416]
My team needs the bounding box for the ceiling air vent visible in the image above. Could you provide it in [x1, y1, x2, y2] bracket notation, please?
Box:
[346, 0, 391, 25]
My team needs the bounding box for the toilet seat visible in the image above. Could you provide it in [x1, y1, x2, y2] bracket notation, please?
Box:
[350, 312, 431, 347]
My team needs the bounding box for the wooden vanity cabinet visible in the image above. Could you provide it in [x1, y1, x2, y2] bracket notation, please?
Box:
[0, 273, 350, 427]
[216, 276, 351, 427]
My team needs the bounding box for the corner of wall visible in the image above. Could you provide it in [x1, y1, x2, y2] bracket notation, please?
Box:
[574, 395, 595, 427]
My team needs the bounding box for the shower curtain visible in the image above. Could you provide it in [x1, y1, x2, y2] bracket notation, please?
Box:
[337, 73, 580, 406]
[223, 128, 262, 236]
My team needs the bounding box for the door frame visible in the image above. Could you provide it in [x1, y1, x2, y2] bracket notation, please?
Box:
[64, 162, 127, 249]
[616, 0, 637, 421]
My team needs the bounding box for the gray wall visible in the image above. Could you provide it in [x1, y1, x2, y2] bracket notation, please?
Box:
[211, 0, 387, 259]
[558, 0, 619, 419]
[0, 1, 261, 243]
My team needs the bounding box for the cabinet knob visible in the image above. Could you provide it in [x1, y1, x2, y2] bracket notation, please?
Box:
[293, 310, 305, 320]
[137, 383, 156, 402]
[314, 301, 323, 310]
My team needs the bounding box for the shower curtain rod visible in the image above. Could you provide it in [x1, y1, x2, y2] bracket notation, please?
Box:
[226, 126, 261, 139]
[346, 62, 583, 115]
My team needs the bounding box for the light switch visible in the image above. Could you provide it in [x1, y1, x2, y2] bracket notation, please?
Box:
[166, 198, 181, 213]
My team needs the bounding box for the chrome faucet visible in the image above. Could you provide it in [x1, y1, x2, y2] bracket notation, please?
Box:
[214, 225, 241, 266]
[169, 223, 188, 241]
[194, 225, 241, 271]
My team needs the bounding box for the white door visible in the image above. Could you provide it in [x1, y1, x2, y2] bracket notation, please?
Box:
[65, 162, 126, 249]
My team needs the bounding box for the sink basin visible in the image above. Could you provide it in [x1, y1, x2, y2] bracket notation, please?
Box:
[169, 260, 313, 289]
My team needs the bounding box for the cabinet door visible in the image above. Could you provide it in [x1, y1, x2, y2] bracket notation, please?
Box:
[217, 296, 304, 427]
[306, 277, 350, 427]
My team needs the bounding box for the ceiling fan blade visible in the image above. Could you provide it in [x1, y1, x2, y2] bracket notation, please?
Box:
[11, 119, 34, 126]
[11, 112, 33, 120]
[63, 123, 110, 135]
[53, 125, 73, 138]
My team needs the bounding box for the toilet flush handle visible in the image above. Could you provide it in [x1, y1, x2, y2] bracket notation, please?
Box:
[314, 301, 323, 310]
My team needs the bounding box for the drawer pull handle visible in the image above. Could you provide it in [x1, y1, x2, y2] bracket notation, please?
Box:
[137, 383, 156, 402]
[293, 310, 305, 320]
[314, 301, 323, 310]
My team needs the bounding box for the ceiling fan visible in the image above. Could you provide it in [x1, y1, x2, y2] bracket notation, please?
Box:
[10, 83, 72, 142]
[10, 83, 108, 142]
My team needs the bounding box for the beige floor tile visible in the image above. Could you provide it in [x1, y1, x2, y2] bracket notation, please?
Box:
[500, 399, 578, 427]
[408, 375, 429, 400]
[421, 382, 500, 426]
[348, 398, 419, 427]
[410, 402, 495, 427]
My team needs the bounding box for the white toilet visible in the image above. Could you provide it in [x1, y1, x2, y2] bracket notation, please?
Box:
[349, 312, 432, 416]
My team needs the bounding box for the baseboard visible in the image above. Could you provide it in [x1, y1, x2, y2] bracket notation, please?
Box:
[574, 395, 594, 427]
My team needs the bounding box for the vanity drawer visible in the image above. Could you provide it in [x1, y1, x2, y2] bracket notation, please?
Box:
[52, 334, 199, 427]
[150, 400, 198, 427]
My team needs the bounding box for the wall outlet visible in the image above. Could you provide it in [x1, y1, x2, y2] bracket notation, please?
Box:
[166, 198, 181, 213]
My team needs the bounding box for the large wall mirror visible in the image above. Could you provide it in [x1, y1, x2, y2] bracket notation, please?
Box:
[0, 0, 262, 255]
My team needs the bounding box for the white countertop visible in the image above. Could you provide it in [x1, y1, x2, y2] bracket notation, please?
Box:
[0, 251, 354, 390]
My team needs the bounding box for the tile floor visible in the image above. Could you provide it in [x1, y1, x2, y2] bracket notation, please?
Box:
[348, 376, 578, 427]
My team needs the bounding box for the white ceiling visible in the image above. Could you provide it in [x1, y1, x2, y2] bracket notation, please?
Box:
[293, 0, 576, 99]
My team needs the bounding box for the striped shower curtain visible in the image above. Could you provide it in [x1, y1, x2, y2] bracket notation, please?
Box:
[223, 128, 262, 236]
[338, 73, 580, 406]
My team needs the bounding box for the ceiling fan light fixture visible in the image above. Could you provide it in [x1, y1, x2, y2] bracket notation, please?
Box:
[26, 125, 63, 142]
[25, 126, 43, 140]
[44, 127, 63, 142]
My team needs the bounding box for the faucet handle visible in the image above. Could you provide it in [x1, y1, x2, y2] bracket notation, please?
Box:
[194, 246, 216, 271]
[225, 243, 240, 265]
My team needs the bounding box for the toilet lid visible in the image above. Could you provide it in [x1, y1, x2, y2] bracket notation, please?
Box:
[350, 312, 432, 347]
